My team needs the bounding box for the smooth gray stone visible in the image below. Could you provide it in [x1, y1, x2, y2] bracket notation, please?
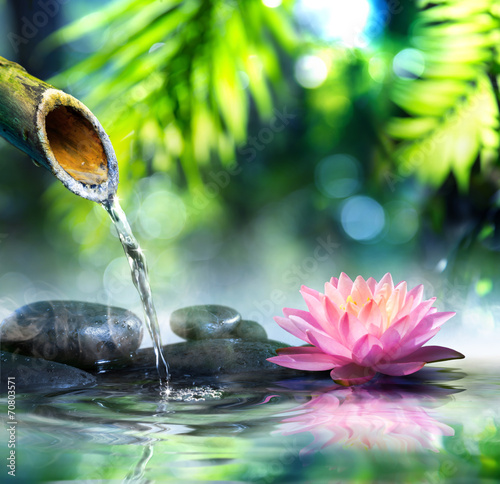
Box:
[170, 305, 241, 340]
[231, 320, 268, 341]
[0, 351, 96, 393]
[116, 339, 297, 376]
[0, 301, 143, 369]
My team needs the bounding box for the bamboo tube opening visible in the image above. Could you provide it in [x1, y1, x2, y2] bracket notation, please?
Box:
[35, 88, 119, 202]
[0, 56, 118, 202]
[45, 105, 109, 186]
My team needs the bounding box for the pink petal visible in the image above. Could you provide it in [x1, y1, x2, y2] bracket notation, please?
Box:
[379, 315, 410, 356]
[283, 307, 327, 334]
[383, 320, 441, 360]
[288, 315, 329, 345]
[375, 273, 394, 295]
[324, 282, 345, 308]
[394, 280, 407, 297]
[393, 345, 464, 363]
[406, 284, 424, 309]
[419, 311, 455, 331]
[283, 307, 319, 326]
[374, 361, 425, 376]
[323, 297, 343, 338]
[386, 281, 407, 319]
[400, 311, 454, 349]
[338, 312, 368, 347]
[274, 316, 308, 342]
[415, 328, 442, 348]
[409, 298, 436, 323]
[400, 327, 441, 352]
[329, 276, 339, 289]
[351, 276, 374, 304]
[268, 346, 344, 371]
[357, 300, 383, 335]
[330, 363, 377, 385]
[278, 345, 351, 365]
[352, 334, 383, 366]
[401, 298, 436, 335]
[393, 296, 415, 321]
[267, 356, 334, 371]
[338, 272, 354, 299]
[366, 277, 377, 293]
[306, 329, 352, 359]
[300, 284, 322, 300]
[301, 291, 328, 330]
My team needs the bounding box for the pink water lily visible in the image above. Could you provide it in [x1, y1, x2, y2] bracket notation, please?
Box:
[268, 273, 464, 385]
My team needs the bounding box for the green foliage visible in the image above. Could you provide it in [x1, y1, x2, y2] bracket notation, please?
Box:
[384, 0, 500, 190]
[38, 0, 299, 263]
[44, 0, 297, 190]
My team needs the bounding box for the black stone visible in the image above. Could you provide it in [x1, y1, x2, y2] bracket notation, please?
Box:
[231, 320, 268, 341]
[170, 305, 241, 340]
[0, 301, 143, 369]
[0, 351, 96, 393]
[102, 339, 300, 377]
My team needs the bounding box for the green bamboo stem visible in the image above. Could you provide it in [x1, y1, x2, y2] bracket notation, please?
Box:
[0, 56, 118, 203]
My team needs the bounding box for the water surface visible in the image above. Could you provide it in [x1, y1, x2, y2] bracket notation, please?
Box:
[1, 360, 499, 483]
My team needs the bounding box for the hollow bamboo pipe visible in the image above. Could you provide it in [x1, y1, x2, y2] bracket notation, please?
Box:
[0, 56, 118, 203]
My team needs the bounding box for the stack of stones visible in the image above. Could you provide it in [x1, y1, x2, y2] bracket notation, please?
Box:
[149, 305, 287, 376]
[170, 305, 268, 342]
[0, 301, 292, 392]
[0, 301, 144, 392]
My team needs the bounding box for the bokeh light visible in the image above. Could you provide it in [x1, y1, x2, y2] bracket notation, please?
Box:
[315, 154, 361, 199]
[368, 54, 389, 83]
[137, 191, 186, 240]
[384, 201, 419, 244]
[294, 55, 328, 89]
[295, 0, 372, 47]
[103, 257, 139, 305]
[393, 48, 426, 80]
[238, 70, 250, 89]
[341, 196, 385, 241]
[262, 0, 282, 7]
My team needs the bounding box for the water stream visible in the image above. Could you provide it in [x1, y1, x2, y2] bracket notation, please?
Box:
[101, 196, 170, 386]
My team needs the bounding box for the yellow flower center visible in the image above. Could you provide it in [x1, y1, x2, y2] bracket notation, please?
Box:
[346, 295, 357, 306]
[339, 296, 371, 314]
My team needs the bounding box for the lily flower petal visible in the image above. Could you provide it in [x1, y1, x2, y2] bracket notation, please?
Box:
[268, 273, 463, 385]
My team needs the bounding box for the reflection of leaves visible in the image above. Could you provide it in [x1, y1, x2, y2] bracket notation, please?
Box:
[384, 0, 500, 190]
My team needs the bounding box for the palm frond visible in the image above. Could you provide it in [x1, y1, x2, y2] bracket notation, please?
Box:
[384, 0, 500, 190]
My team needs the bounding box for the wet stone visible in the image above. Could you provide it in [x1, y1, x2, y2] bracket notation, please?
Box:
[111, 339, 301, 377]
[0, 301, 143, 370]
[170, 305, 241, 340]
[0, 351, 96, 393]
[231, 320, 268, 341]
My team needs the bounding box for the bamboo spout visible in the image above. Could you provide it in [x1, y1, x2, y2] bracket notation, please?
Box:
[0, 56, 118, 203]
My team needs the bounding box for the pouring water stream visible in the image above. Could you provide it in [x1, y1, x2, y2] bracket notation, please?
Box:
[102, 195, 170, 388]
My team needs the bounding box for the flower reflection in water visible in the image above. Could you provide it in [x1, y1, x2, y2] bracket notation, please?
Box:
[275, 372, 460, 455]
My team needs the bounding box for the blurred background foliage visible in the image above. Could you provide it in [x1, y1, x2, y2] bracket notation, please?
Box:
[0, 0, 500, 316]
